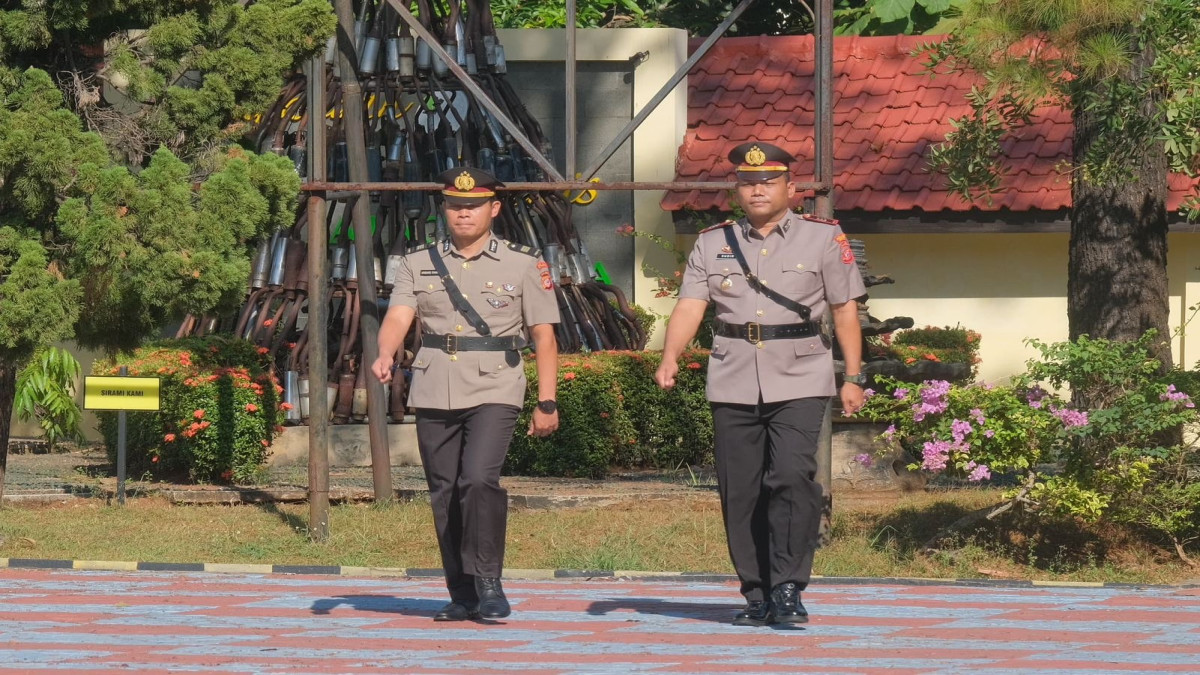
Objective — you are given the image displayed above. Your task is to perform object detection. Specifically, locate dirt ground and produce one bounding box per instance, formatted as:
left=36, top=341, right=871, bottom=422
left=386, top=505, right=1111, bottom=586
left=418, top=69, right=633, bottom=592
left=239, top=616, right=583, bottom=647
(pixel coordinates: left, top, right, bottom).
left=3, top=445, right=729, bottom=504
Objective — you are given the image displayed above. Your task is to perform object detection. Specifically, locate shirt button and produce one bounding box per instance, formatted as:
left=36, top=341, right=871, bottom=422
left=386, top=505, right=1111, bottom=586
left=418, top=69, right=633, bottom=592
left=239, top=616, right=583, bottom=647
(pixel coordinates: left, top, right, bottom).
left=455, top=325, right=463, bottom=332
left=427, top=284, right=434, bottom=290
left=496, top=365, right=504, bottom=370
left=449, top=355, right=458, bottom=361
left=760, top=249, right=768, bottom=256
left=796, top=264, right=805, bottom=270
left=756, top=341, right=764, bottom=349
left=462, top=262, right=470, bottom=269
left=756, top=310, right=764, bottom=317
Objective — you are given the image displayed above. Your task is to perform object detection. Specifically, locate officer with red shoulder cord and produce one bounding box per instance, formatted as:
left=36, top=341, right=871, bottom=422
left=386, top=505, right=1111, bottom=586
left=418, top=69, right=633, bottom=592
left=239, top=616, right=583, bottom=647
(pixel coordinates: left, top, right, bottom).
left=373, top=167, right=560, bottom=622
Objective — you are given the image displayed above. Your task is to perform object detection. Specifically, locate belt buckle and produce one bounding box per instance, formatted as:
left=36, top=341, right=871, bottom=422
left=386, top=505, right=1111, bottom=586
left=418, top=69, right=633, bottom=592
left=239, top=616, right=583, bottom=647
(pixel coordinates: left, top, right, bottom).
left=745, top=322, right=761, bottom=343
left=444, top=334, right=458, bottom=354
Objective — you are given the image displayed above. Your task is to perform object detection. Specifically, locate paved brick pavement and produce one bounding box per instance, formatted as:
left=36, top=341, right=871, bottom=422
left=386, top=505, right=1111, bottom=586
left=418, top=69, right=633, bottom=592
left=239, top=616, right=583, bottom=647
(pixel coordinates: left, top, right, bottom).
left=0, top=569, right=1197, bottom=674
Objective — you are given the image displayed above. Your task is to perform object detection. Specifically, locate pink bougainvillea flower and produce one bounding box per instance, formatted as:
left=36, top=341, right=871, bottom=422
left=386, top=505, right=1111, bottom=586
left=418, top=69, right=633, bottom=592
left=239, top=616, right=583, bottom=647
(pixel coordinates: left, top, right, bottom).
left=245, top=403, right=259, bottom=413
left=563, top=372, right=577, bottom=381
left=280, top=402, right=294, bottom=411
left=194, top=409, right=206, bottom=419
left=163, top=434, right=175, bottom=443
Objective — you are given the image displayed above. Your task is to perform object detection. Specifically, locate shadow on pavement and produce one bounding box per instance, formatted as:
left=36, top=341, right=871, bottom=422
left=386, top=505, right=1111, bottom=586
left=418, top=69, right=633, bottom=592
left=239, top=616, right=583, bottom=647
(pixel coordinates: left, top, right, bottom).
left=586, top=598, right=739, bottom=624
left=311, top=594, right=445, bottom=617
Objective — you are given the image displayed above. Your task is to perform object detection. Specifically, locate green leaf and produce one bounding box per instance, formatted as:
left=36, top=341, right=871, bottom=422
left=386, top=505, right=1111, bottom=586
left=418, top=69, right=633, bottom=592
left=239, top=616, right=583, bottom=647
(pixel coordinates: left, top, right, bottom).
left=917, top=0, right=954, bottom=13
left=874, top=0, right=917, bottom=22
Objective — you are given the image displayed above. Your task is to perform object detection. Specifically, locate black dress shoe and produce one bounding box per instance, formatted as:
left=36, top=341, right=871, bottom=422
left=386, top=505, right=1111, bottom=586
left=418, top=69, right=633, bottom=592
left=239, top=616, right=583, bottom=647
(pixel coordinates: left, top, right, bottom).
left=770, top=582, right=809, bottom=624
left=474, top=577, right=511, bottom=619
left=732, top=600, right=775, bottom=626
left=433, top=601, right=480, bottom=622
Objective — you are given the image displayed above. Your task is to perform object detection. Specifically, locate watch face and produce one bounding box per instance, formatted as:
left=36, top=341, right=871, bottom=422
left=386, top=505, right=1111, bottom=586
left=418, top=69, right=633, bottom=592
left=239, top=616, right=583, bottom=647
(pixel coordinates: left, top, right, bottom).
left=538, top=400, right=556, bottom=413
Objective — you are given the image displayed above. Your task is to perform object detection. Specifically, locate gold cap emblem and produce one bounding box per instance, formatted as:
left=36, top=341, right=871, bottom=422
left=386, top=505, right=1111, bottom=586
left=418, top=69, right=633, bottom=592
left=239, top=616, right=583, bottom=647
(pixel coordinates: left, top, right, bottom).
left=745, top=145, right=767, bottom=166
left=453, top=171, right=476, bottom=192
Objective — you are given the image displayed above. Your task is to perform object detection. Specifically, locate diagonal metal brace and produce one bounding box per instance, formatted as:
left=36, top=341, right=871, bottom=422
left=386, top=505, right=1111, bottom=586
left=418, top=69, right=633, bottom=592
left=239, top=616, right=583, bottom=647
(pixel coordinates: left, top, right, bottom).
left=579, top=0, right=758, bottom=181
left=382, top=0, right=565, bottom=182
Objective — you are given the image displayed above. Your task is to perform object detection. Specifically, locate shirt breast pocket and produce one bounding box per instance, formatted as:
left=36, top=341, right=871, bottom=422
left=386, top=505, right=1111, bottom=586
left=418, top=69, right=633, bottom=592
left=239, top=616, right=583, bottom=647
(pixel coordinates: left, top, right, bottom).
left=708, top=271, right=746, bottom=297
left=414, top=286, right=450, bottom=318
left=480, top=288, right=517, bottom=320
left=780, top=263, right=820, bottom=295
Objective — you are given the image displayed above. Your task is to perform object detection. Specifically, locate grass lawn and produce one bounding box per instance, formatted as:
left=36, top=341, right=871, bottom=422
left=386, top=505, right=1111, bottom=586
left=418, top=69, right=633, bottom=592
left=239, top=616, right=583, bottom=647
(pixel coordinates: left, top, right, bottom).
left=1, top=489, right=1195, bottom=584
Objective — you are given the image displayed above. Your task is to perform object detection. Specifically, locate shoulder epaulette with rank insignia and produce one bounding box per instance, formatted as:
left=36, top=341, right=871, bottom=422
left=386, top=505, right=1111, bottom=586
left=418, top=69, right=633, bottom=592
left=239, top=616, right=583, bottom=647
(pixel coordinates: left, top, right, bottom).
left=800, top=214, right=840, bottom=226
left=699, top=219, right=736, bottom=234
left=506, top=241, right=542, bottom=257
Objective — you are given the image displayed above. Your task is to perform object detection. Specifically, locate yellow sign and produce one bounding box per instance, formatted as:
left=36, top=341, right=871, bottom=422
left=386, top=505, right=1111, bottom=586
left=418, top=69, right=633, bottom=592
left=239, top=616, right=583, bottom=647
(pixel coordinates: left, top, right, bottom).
left=84, top=376, right=162, bottom=411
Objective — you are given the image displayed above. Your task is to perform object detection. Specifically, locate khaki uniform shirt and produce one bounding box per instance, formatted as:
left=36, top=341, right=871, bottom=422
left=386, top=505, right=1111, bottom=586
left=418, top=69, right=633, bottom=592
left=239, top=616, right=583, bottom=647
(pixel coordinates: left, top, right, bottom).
left=679, top=210, right=866, bottom=405
left=388, top=233, right=560, bottom=410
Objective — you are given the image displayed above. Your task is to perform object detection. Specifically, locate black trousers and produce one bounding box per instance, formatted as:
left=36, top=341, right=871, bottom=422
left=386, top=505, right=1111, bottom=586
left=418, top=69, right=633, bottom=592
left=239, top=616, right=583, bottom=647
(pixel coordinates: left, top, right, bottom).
left=415, top=404, right=520, bottom=604
left=712, top=397, right=826, bottom=603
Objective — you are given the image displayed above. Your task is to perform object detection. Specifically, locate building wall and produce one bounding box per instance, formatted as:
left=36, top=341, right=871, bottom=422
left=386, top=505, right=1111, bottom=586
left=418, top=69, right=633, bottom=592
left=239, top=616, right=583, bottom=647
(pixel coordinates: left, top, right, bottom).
left=503, top=60, right=636, bottom=296
left=497, top=28, right=689, bottom=320
left=674, top=231, right=1200, bottom=384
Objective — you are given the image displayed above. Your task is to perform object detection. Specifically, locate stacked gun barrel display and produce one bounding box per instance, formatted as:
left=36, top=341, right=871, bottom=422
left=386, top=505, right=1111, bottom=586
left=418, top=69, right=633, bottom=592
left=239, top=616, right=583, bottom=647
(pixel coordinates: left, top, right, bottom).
left=178, top=0, right=647, bottom=426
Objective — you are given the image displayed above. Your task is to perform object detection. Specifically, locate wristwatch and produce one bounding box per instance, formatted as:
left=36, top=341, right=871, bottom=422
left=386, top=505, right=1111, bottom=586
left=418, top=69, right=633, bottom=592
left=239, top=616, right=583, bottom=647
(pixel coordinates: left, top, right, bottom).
left=536, top=399, right=558, bottom=414
left=842, top=373, right=868, bottom=386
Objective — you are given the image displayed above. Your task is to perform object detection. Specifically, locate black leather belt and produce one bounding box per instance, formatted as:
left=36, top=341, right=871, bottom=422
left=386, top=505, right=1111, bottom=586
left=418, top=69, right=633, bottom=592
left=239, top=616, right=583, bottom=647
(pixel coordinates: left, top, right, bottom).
left=422, top=333, right=524, bottom=354
left=713, top=319, right=818, bottom=342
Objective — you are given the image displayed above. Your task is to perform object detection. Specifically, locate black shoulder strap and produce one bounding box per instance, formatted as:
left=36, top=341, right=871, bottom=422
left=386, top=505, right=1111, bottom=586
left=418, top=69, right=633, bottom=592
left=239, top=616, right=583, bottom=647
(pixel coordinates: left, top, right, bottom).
left=428, top=245, right=492, bottom=336
left=722, top=224, right=813, bottom=321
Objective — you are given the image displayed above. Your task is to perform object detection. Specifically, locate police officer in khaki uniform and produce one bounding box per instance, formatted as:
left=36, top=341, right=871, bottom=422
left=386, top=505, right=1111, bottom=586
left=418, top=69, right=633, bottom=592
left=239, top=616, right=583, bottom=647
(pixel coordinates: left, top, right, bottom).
left=655, top=141, right=866, bottom=626
left=372, top=167, right=561, bottom=622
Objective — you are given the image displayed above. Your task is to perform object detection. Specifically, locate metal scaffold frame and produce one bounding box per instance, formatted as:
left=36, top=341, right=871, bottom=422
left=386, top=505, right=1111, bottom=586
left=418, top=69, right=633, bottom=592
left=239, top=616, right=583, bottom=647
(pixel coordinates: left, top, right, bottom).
left=302, top=0, right=836, bottom=535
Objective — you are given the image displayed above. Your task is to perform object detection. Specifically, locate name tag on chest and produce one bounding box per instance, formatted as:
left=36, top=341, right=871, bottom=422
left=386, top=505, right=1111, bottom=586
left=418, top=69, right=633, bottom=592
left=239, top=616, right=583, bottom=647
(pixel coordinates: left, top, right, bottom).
left=420, top=270, right=440, bottom=276
left=715, top=253, right=737, bottom=259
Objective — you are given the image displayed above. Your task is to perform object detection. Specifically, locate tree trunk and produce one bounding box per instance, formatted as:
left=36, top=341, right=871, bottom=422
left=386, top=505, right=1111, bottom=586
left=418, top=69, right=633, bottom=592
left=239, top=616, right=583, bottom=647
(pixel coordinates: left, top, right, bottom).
left=0, top=362, right=16, bottom=503
left=1068, top=44, right=1171, bottom=373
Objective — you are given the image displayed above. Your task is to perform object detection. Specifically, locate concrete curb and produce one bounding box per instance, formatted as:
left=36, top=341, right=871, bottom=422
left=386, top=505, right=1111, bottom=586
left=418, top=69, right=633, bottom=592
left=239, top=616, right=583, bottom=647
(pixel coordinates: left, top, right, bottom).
left=1, top=557, right=1194, bottom=589
left=1, top=487, right=706, bottom=508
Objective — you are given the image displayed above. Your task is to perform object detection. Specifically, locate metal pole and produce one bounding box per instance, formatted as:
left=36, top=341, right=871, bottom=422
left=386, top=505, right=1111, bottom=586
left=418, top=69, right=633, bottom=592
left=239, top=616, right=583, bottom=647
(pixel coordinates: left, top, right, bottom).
left=814, top=0, right=834, bottom=219
left=815, top=0, right=836, bottom=546
left=578, top=0, right=758, bottom=181
left=306, top=55, right=331, bottom=542
left=382, top=0, right=565, bottom=182
left=333, top=0, right=392, bottom=504
left=566, top=0, right=577, bottom=180
left=116, top=365, right=127, bottom=506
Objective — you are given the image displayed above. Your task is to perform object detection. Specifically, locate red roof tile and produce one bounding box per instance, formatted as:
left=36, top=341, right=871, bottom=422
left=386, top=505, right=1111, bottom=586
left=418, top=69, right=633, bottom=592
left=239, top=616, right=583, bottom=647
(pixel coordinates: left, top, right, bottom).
left=661, top=35, right=1198, bottom=214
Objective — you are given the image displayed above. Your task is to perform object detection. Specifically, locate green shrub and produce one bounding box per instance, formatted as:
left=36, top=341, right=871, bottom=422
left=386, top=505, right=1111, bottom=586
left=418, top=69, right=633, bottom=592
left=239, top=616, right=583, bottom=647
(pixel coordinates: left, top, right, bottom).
left=872, top=325, right=982, bottom=377
left=858, top=331, right=1200, bottom=561
left=506, top=349, right=712, bottom=478
left=94, top=336, right=285, bottom=483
